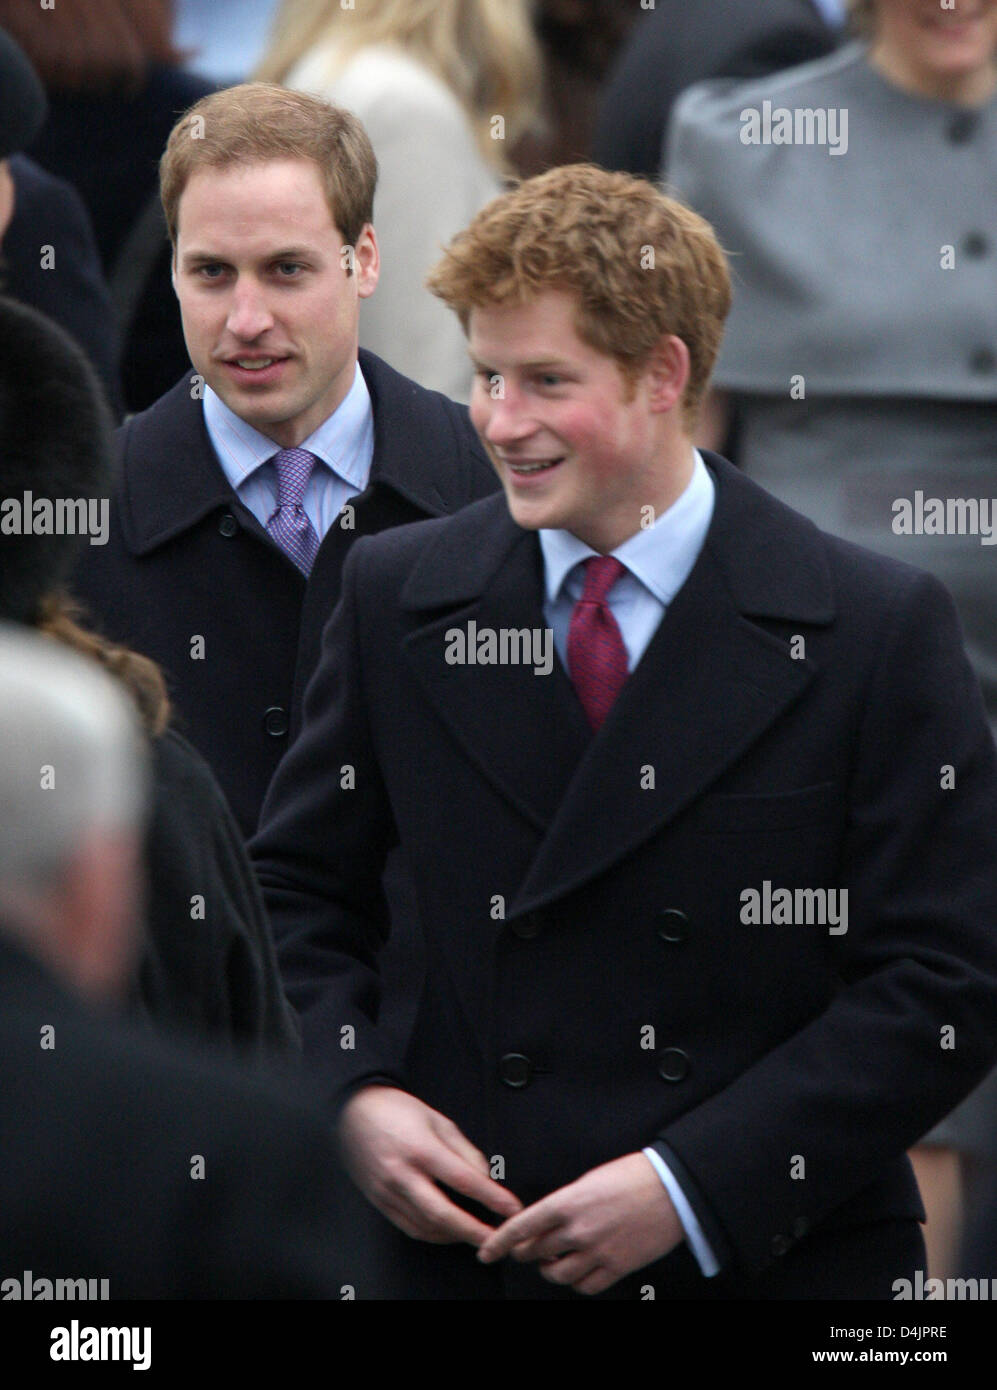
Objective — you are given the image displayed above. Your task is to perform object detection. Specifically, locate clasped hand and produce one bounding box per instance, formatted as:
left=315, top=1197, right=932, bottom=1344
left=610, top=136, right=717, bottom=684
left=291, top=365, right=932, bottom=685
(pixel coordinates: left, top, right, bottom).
left=339, top=1086, right=683, bottom=1294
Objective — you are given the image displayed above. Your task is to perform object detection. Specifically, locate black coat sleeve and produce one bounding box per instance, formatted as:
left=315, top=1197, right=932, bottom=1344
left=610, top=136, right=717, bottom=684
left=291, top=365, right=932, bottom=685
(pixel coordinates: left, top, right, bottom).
left=252, top=539, right=406, bottom=1113
left=135, top=728, right=300, bottom=1059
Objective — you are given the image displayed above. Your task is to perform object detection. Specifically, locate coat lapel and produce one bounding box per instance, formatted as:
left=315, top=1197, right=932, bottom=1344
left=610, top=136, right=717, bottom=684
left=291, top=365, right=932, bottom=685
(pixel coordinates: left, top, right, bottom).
left=510, top=542, right=814, bottom=914
left=401, top=499, right=591, bottom=829
left=510, top=455, right=836, bottom=914
left=402, top=461, right=835, bottom=916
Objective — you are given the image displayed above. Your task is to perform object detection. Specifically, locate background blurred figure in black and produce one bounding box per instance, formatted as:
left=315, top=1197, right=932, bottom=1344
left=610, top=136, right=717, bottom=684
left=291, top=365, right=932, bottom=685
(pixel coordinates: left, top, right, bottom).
left=513, top=0, right=638, bottom=177
left=593, top=0, right=841, bottom=180
left=0, top=0, right=217, bottom=414
left=0, top=623, right=357, bottom=1298
left=0, top=25, right=123, bottom=416
left=0, top=293, right=298, bottom=1058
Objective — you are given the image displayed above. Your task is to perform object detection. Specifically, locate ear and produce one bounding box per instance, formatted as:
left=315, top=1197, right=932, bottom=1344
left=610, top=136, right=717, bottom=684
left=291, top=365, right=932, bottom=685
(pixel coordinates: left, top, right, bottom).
left=643, top=334, right=690, bottom=416
left=353, top=223, right=380, bottom=300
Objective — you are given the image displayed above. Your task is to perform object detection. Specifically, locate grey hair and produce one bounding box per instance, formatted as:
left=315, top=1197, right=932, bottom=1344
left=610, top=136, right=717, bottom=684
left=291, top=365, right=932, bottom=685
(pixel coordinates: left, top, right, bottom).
left=0, top=622, right=149, bottom=895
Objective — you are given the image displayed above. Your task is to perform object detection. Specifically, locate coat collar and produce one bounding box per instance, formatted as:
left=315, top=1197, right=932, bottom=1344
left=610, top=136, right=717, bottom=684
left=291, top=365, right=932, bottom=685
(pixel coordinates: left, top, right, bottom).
left=118, top=351, right=487, bottom=555
left=400, top=454, right=836, bottom=915
left=401, top=453, right=834, bottom=624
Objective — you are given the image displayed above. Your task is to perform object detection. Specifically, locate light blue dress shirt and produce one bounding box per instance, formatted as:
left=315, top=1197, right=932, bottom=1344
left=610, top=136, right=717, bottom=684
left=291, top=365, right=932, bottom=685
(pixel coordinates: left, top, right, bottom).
left=203, top=362, right=375, bottom=540
left=539, top=449, right=720, bottom=1278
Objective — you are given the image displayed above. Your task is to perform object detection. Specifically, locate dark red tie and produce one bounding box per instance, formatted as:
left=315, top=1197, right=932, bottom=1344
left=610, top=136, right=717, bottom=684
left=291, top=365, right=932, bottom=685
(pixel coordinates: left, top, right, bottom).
left=567, top=556, right=629, bottom=731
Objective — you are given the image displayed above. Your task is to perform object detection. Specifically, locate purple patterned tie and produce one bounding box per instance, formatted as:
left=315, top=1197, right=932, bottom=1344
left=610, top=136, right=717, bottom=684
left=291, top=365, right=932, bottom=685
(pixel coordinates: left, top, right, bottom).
left=567, top=556, right=629, bottom=730
left=266, top=447, right=320, bottom=576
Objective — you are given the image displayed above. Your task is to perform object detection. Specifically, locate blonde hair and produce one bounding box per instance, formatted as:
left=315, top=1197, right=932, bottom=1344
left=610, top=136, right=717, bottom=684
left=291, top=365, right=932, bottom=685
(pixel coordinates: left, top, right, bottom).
left=255, top=0, right=541, bottom=169
left=159, top=83, right=377, bottom=248
left=427, top=164, right=732, bottom=429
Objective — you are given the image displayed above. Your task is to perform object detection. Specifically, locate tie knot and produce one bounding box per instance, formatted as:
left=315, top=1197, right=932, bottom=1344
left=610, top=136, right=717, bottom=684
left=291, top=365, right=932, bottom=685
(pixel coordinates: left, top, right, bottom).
left=271, top=447, right=317, bottom=509
left=579, top=555, right=626, bottom=605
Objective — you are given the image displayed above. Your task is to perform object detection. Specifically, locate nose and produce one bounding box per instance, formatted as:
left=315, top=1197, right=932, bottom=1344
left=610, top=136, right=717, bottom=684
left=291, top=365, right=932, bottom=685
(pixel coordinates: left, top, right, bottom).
left=477, top=379, right=537, bottom=448
left=225, top=275, right=275, bottom=340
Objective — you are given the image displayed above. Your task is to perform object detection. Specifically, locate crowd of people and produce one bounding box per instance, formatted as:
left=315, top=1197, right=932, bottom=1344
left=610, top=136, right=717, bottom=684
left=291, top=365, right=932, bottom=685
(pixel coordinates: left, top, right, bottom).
left=2, top=0, right=997, bottom=1310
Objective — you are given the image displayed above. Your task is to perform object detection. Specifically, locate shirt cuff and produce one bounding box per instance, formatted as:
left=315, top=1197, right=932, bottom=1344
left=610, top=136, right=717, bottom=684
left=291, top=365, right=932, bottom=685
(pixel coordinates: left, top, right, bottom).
left=642, top=1145, right=721, bottom=1277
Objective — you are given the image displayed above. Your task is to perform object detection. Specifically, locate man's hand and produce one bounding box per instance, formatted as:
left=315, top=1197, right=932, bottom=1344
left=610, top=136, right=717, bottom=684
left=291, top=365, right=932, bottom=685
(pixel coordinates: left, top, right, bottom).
left=476, top=1152, right=684, bottom=1295
left=338, top=1085, right=523, bottom=1245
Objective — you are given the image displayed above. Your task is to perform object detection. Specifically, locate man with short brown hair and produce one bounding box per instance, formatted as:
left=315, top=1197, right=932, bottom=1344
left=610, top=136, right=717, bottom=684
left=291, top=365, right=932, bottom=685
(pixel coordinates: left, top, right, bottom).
left=75, top=82, right=495, bottom=839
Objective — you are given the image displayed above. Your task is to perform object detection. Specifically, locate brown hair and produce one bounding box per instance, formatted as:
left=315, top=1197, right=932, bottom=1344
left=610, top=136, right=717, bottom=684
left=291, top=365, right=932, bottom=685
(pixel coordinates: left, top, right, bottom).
left=0, top=0, right=182, bottom=93
left=160, top=82, right=377, bottom=247
left=426, top=163, right=732, bottom=427
left=37, top=593, right=170, bottom=739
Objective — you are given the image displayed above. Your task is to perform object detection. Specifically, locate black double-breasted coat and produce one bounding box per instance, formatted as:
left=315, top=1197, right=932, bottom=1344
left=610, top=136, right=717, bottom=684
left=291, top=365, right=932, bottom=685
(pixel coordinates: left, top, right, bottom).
left=253, top=455, right=997, bottom=1298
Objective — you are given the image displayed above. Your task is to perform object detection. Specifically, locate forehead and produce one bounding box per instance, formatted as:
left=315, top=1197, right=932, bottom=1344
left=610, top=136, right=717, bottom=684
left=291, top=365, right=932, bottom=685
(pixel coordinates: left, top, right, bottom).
left=176, top=157, right=339, bottom=248
left=468, top=291, right=598, bottom=365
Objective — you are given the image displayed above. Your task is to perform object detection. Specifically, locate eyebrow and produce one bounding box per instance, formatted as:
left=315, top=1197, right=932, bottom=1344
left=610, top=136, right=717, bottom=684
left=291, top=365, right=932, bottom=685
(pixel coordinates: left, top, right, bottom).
left=469, top=355, right=572, bottom=372
left=180, top=247, right=316, bottom=268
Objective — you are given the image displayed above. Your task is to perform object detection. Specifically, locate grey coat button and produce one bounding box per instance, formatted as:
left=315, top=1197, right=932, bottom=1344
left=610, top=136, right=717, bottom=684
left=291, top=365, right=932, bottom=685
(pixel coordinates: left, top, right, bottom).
left=771, top=1233, right=792, bottom=1257
left=657, top=909, right=688, bottom=943
left=263, top=706, right=289, bottom=737
left=510, top=913, right=542, bottom=940
left=657, top=1047, right=690, bottom=1082
left=499, top=1053, right=532, bottom=1088
left=218, top=512, right=239, bottom=537
left=792, top=1216, right=810, bottom=1240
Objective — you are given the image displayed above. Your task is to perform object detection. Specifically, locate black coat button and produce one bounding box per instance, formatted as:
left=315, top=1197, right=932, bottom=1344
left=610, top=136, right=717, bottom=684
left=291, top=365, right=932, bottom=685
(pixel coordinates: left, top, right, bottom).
left=499, top=1053, right=532, bottom=1088
left=656, top=909, right=688, bottom=943
left=964, top=231, right=989, bottom=258
left=218, top=512, right=239, bottom=537
left=263, top=705, right=289, bottom=737
left=970, top=347, right=996, bottom=375
left=792, top=1216, right=810, bottom=1240
left=510, top=913, right=542, bottom=940
left=947, top=112, right=977, bottom=144
left=657, top=1047, right=690, bottom=1082
left=771, top=1233, right=792, bottom=1257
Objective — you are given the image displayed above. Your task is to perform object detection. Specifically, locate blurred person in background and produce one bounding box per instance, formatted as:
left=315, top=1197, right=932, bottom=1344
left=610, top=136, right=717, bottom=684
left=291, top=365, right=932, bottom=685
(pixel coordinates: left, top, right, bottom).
left=2, top=0, right=218, bottom=413
left=256, top=0, right=541, bottom=402
left=0, top=623, right=356, bottom=1297
left=668, top=0, right=997, bottom=1277
left=513, top=0, right=638, bottom=176
left=0, top=25, right=124, bottom=415
left=0, top=294, right=298, bottom=1058
left=593, top=0, right=840, bottom=181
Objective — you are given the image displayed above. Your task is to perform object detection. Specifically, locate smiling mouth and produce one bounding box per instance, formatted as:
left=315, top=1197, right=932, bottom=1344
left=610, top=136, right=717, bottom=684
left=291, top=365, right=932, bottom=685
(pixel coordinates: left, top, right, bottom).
left=226, top=355, right=288, bottom=369
left=506, top=458, right=565, bottom=475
